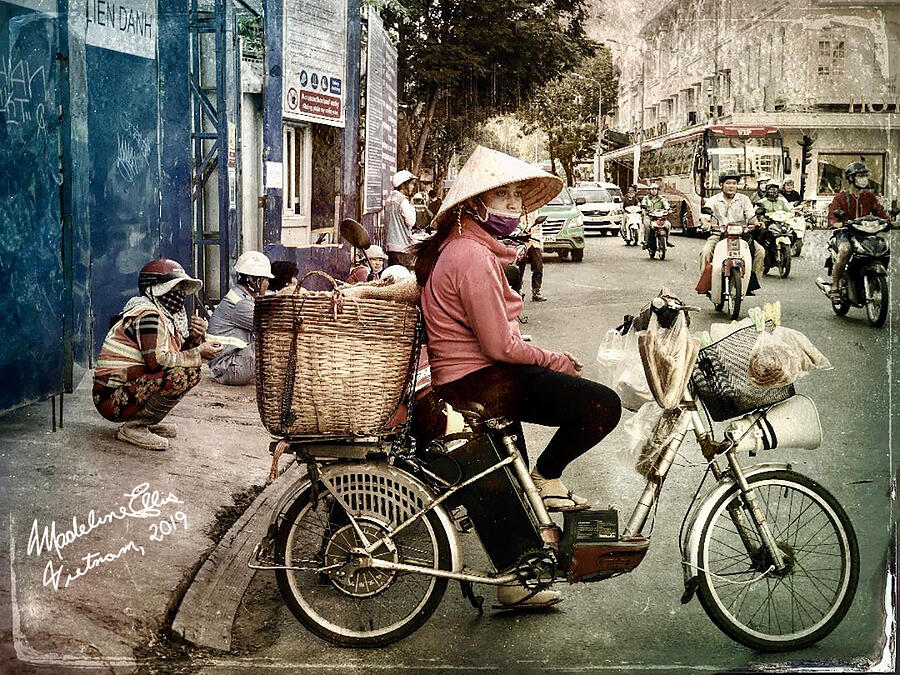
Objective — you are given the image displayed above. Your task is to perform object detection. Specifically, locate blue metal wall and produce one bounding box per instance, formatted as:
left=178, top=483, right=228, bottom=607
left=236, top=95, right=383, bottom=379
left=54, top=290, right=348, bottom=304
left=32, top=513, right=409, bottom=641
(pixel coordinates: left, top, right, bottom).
left=0, top=0, right=65, bottom=412
left=1, top=0, right=193, bottom=414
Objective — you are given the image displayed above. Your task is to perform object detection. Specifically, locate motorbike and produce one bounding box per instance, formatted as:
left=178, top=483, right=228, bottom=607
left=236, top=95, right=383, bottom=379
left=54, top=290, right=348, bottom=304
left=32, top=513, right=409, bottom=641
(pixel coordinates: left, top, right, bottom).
left=758, top=211, right=794, bottom=279
left=815, top=214, right=891, bottom=328
left=699, top=210, right=754, bottom=320
left=788, top=206, right=813, bottom=257
left=249, top=287, right=858, bottom=652
left=645, top=208, right=672, bottom=259
left=622, top=205, right=642, bottom=246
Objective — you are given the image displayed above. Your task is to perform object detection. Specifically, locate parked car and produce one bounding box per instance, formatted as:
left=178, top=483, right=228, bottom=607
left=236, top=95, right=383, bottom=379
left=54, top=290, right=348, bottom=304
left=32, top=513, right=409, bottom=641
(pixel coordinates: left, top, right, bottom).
left=571, top=182, right=624, bottom=236
left=536, top=186, right=585, bottom=262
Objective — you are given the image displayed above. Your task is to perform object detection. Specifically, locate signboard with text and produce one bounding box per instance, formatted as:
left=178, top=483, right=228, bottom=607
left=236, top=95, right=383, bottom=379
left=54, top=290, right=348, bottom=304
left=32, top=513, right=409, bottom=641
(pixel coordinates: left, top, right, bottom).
left=363, top=6, right=397, bottom=214
left=283, top=0, right=347, bottom=127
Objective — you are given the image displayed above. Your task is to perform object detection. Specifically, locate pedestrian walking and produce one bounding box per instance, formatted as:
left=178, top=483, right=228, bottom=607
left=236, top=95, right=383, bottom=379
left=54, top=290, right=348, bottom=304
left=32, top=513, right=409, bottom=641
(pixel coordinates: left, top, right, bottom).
left=516, top=213, right=547, bottom=301
left=206, top=251, right=273, bottom=386
left=384, top=169, right=418, bottom=269
left=93, top=259, right=222, bottom=450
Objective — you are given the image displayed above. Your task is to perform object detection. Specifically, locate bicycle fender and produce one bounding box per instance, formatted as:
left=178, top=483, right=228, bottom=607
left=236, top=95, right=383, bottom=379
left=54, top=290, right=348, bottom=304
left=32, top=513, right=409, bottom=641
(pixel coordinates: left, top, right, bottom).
left=270, top=461, right=463, bottom=573
left=680, top=462, right=792, bottom=600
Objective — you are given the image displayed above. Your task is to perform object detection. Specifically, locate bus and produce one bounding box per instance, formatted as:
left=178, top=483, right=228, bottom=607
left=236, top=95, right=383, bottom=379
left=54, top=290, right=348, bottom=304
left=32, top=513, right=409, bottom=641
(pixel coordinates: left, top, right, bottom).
left=603, top=125, right=786, bottom=234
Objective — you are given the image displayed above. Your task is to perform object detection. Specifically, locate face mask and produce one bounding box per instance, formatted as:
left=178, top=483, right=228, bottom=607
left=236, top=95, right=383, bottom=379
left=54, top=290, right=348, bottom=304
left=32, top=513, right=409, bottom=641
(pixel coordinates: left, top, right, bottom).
left=158, top=287, right=186, bottom=315
left=854, top=176, right=869, bottom=189
left=476, top=200, right=521, bottom=237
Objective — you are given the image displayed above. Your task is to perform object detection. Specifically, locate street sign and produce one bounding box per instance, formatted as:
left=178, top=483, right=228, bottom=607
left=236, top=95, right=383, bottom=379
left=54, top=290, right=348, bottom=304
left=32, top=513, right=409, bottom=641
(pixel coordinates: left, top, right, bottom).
left=363, top=6, right=397, bottom=214
left=282, top=0, right=347, bottom=127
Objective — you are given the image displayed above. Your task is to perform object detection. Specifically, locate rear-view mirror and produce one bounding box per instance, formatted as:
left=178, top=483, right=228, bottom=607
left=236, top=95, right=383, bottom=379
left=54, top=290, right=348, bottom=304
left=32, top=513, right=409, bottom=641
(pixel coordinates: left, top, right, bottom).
left=575, top=196, right=587, bottom=205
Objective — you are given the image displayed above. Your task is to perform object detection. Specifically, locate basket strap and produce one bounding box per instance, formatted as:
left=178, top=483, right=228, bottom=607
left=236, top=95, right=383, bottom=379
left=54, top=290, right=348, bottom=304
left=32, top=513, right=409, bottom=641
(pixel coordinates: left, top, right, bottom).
left=278, top=307, right=303, bottom=434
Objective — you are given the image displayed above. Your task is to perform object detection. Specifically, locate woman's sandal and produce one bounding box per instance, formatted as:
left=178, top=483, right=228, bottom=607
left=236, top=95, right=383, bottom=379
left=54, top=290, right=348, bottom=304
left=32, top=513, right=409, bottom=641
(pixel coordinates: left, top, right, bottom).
left=529, top=469, right=591, bottom=512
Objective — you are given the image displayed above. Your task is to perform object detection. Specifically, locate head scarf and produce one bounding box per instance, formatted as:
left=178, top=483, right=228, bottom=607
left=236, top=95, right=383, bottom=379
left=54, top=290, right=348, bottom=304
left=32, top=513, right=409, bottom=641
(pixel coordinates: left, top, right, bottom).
left=146, top=283, right=189, bottom=338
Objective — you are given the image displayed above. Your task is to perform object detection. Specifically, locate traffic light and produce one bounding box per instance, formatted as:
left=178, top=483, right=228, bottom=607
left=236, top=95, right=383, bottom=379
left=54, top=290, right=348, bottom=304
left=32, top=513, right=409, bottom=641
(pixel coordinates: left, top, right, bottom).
left=799, top=135, right=813, bottom=173
left=797, top=135, right=814, bottom=197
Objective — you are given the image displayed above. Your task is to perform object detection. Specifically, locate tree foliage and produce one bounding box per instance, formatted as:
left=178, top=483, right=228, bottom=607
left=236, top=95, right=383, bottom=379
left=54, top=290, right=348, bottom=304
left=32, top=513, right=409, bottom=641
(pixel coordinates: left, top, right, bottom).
left=518, top=49, right=617, bottom=185
left=374, top=0, right=596, bottom=183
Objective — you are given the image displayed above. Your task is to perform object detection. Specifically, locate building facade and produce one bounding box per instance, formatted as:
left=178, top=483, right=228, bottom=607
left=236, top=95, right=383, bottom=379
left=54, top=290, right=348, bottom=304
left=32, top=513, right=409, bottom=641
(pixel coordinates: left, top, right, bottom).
left=607, top=0, right=899, bottom=205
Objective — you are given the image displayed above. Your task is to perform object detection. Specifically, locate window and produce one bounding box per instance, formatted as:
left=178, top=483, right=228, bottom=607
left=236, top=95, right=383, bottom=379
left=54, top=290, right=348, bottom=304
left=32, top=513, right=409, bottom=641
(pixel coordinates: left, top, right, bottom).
left=282, top=124, right=312, bottom=246
left=817, top=153, right=884, bottom=195
left=817, top=26, right=845, bottom=78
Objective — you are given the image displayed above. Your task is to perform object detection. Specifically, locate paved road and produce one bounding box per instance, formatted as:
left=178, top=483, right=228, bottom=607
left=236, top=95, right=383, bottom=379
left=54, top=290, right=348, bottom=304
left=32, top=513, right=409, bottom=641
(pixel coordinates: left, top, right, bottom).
left=222, top=231, right=897, bottom=672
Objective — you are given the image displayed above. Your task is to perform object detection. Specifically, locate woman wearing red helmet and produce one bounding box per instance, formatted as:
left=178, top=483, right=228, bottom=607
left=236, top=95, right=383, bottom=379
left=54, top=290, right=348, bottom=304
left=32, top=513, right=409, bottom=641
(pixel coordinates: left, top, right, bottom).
left=92, top=260, right=223, bottom=450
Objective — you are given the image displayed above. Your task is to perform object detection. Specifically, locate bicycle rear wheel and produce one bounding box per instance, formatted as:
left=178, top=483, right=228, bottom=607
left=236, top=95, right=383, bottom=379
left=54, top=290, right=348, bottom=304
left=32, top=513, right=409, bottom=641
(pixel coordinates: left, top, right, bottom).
left=275, top=468, right=451, bottom=647
left=696, top=470, right=858, bottom=651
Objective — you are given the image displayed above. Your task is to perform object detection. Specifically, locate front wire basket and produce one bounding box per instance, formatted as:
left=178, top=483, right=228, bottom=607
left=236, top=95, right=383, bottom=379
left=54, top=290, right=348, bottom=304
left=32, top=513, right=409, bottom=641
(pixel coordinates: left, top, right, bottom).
left=690, top=322, right=795, bottom=422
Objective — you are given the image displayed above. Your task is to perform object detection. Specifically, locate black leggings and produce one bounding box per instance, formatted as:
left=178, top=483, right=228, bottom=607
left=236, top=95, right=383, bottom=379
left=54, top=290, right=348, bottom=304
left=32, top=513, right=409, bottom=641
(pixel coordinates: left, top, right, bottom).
left=435, top=364, right=621, bottom=479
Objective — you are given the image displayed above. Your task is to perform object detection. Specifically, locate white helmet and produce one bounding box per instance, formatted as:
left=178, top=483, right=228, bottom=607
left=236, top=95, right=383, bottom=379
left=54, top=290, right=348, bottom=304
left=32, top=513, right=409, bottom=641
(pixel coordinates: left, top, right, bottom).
left=234, top=251, right=274, bottom=278
left=363, top=245, right=388, bottom=261
left=392, top=170, right=418, bottom=189
left=756, top=174, right=772, bottom=184
left=649, top=182, right=660, bottom=190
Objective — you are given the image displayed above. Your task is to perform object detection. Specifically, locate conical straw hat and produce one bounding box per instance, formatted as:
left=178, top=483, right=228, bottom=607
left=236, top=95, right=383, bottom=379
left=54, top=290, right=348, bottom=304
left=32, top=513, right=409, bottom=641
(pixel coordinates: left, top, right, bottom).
left=433, top=146, right=563, bottom=226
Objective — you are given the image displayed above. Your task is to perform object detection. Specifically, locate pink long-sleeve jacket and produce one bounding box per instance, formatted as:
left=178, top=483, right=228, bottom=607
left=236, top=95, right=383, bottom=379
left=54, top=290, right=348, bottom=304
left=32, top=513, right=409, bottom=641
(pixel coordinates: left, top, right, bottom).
left=421, top=217, right=576, bottom=387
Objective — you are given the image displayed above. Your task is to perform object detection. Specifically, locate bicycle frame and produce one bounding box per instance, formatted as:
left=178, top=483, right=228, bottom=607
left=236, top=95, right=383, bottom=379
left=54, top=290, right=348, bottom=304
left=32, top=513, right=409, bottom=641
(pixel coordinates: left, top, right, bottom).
left=304, top=387, right=788, bottom=586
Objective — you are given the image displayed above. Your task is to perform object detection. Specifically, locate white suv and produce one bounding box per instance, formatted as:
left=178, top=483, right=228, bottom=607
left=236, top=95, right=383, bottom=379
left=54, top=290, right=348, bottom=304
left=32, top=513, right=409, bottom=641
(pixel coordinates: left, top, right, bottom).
left=572, top=182, right=624, bottom=236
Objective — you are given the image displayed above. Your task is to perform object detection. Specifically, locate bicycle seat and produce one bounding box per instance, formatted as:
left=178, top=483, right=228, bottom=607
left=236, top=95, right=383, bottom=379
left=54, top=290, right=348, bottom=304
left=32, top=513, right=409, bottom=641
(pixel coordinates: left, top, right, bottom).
left=452, top=401, right=487, bottom=427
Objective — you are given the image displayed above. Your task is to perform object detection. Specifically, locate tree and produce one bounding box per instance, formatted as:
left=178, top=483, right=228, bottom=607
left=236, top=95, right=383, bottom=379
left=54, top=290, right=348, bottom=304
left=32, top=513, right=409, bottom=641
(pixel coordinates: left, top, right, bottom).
left=377, top=0, right=596, bottom=178
left=518, top=48, right=617, bottom=185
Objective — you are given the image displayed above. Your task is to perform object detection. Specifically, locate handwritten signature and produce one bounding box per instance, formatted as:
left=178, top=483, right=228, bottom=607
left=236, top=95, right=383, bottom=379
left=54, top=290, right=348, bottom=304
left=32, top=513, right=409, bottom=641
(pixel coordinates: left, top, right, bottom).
left=26, top=483, right=186, bottom=591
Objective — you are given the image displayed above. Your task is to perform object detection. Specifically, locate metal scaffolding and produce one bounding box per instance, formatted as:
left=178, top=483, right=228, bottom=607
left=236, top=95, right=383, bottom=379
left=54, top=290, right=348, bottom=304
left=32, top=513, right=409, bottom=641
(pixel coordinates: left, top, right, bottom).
left=189, top=0, right=261, bottom=300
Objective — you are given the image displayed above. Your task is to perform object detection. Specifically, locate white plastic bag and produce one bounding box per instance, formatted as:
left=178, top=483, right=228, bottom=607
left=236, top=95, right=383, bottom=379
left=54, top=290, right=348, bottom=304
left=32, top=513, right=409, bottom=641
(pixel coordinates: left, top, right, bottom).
left=597, top=329, right=653, bottom=412
left=639, top=312, right=701, bottom=410
left=623, top=402, right=664, bottom=456
left=747, top=326, right=832, bottom=388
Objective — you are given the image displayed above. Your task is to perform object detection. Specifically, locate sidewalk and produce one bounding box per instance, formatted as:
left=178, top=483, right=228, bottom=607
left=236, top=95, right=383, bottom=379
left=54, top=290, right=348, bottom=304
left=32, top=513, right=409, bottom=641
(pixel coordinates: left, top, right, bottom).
left=0, top=369, right=273, bottom=671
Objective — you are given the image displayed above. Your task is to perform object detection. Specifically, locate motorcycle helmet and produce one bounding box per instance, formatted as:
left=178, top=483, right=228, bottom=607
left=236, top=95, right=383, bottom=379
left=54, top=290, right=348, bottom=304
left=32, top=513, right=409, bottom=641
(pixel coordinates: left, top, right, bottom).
left=756, top=174, right=772, bottom=185
left=764, top=179, right=780, bottom=192
left=649, top=182, right=660, bottom=190
left=138, top=259, right=202, bottom=296
left=718, top=170, right=741, bottom=185
left=844, top=161, right=868, bottom=181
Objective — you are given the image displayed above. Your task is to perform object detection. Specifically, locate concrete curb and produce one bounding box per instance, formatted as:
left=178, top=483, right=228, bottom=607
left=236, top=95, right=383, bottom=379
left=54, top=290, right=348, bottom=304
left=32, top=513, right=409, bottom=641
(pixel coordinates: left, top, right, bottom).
left=171, top=460, right=304, bottom=651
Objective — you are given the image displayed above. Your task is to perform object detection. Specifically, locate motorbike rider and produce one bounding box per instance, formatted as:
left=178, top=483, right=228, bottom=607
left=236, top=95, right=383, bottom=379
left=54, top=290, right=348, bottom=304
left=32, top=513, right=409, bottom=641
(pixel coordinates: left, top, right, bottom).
left=825, top=162, right=889, bottom=300
left=757, top=180, right=793, bottom=215
left=622, top=185, right=640, bottom=237
left=640, top=182, right=673, bottom=248
left=781, top=178, right=802, bottom=205
left=413, top=145, right=621, bottom=609
left=699, top=169, right=765, bottom=295
left=753, top=174, right=772, bottom=204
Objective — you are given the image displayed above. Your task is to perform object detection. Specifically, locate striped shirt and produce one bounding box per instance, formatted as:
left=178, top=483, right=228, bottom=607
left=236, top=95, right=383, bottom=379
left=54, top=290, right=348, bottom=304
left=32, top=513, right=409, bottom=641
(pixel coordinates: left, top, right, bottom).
left=94, top=298, right=202, bottom=389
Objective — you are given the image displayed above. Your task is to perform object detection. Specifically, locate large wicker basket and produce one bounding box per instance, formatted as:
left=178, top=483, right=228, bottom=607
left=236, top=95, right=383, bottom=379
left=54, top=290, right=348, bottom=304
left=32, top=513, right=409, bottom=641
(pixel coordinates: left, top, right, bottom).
left=254, top=272, right=419, bottom=437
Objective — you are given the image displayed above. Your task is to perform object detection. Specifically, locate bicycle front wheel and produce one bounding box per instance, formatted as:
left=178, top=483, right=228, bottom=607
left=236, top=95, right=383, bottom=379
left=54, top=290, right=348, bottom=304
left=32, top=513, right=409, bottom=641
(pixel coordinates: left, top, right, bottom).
left=696, top=470, right=858, bottom=651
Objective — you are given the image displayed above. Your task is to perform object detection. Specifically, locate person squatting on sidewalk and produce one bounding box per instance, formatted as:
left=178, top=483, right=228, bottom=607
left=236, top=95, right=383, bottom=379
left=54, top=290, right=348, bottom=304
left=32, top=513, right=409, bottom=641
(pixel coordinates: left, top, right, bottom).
left=206, top=251, right=274, bottom=386
left=93, top=260, right=223, bottom=451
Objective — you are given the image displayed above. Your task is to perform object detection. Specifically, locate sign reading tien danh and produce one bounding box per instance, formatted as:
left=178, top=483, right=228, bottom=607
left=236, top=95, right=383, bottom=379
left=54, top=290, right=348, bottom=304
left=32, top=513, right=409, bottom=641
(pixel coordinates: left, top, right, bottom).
left=283, top=0, right=347, bottom=127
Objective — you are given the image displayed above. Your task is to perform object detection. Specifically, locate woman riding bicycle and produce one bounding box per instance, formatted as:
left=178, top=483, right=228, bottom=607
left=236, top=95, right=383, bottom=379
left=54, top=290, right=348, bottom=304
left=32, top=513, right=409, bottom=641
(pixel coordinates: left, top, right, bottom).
left=413, top=146, right=622, bottom=606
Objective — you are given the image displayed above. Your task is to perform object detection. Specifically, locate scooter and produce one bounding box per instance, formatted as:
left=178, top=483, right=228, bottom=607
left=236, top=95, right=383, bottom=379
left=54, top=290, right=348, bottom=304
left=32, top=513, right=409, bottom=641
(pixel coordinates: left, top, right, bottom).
left=622, top=205, right=642, bottom=246
left=250, top=293, right=857, bottom=652
left=788, top=206, right=812, bottom=256
left=815, top=213, right=891, bottom=328
left=698, top=210, right=754, bottom=320
left=758, top=212, right=794, bottom=278
left=646, top=208, right=672, bottom=259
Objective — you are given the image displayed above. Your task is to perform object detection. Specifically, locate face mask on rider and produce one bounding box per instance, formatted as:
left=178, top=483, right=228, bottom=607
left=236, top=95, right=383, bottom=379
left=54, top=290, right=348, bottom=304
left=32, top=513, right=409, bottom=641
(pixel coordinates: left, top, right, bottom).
left=476, top=199, right=521, bottom=237
left=854, top=176, right=869, bottom=189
